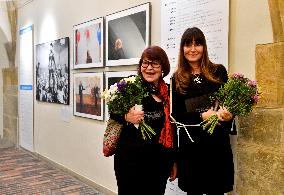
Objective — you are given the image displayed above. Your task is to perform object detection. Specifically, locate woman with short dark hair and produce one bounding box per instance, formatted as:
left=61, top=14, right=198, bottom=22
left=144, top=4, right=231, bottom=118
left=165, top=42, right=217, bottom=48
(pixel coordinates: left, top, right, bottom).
left=112, top=45, right=176, bottom=195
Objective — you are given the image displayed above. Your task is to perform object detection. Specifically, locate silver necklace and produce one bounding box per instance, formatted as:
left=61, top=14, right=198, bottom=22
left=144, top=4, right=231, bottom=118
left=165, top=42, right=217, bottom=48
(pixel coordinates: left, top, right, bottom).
left=193, top=74, right=202, bottom=84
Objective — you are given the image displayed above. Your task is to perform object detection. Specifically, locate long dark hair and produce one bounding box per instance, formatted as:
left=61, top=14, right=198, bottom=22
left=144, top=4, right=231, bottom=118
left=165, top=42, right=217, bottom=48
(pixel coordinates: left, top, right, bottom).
left=174, top=27, right=223, bottom=94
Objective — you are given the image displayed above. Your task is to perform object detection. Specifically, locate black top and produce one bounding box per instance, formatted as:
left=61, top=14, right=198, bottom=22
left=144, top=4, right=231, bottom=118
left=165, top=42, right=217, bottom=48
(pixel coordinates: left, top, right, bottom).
left=172, top=65, right=235, bottom=193
left=112, top=95, right=175, bottom=195
left=114, top=95, right=165, bottom=151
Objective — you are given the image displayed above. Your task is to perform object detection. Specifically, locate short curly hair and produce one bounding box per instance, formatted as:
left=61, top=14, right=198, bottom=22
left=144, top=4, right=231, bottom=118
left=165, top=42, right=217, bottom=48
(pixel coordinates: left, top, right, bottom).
left=138, top=45, right=170, bottom=78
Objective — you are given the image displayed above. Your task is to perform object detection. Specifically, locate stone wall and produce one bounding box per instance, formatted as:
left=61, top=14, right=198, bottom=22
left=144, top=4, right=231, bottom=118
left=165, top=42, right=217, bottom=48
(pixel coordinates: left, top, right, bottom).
left=237, top=107, right=284, bottom=194
left=0, top=1, right=18, bottom=147
left=236, top=42, right=284, bottom=195
left=236, top=1, right=284, bottom=194
left=255, top=42, right=284, bottom=107
left=2, top=67, right=18, bottom=146
left=268, top=0, right=284, bottom=42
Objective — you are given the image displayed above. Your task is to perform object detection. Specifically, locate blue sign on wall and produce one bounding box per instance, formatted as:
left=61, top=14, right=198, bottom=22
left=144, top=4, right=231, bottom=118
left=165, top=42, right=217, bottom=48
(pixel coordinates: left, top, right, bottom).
left=20, top=85, right=33, bottom=90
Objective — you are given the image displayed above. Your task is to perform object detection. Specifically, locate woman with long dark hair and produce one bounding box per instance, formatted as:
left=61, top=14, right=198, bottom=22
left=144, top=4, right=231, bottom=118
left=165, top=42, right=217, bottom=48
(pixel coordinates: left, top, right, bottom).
left=172, top=27, right=235, bottom=195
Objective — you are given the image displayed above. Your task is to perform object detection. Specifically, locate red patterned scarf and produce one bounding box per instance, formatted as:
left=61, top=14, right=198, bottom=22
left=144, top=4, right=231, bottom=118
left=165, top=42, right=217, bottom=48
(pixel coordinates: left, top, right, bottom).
left=157, top=80, right=173, bottom=148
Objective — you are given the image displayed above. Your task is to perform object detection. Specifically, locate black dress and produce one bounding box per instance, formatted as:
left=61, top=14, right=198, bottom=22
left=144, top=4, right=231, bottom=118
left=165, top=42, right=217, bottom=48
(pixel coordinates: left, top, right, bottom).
left=172, top=65, right=234, bottom=194
left=112, top=95, right=175, bottom=195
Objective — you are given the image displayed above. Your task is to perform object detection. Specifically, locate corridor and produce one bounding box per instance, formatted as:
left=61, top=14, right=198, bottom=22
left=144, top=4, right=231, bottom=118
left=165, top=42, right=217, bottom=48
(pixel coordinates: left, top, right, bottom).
left=0, top=147, right=103, bottom=195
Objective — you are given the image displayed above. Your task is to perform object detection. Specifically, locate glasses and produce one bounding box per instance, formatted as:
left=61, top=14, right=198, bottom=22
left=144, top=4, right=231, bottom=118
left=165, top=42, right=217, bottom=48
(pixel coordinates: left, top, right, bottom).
left=141, top=59, right=161, bottom=68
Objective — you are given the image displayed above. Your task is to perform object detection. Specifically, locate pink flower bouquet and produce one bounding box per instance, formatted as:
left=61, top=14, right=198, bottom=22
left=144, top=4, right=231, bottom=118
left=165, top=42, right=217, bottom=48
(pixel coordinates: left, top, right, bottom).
left=200, top=73, right=260, bottom=134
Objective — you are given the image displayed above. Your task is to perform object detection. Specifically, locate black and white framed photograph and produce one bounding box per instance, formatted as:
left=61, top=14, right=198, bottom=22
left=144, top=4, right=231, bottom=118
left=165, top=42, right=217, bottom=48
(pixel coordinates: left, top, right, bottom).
left=73, top=17, right=104, bottom=69
left=35, top=37, right=70, bottom=105
left=104, top=71, right=137, bottom=120
left=73, top=72, right=104, bottom=120
left=106, top=2, right=150, bottom=66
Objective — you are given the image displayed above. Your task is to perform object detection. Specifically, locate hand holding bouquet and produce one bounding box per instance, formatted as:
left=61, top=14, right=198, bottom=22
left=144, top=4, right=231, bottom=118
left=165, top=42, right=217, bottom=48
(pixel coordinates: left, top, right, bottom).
left=200, top=73, right=260, bottom=134
left=102, top=75, right=156, bottom=140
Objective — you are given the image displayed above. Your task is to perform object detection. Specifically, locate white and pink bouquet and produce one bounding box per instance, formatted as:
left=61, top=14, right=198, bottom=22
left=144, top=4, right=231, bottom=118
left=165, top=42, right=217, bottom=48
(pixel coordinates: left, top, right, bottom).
left=102, top=75, right=156, bottom=140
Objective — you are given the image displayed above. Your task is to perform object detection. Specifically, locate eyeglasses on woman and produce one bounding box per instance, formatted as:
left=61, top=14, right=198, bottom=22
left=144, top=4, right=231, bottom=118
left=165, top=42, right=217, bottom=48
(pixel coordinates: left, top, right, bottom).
left=141, top=59, right=161, bottom=68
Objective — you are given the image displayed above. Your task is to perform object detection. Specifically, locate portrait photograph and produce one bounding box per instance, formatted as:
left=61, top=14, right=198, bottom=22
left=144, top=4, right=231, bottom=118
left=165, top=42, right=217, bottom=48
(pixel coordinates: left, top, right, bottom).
left=73, top=17, right=104, bottom=69
left=35, top=37, right=70, bottom=105
left=106, top=2, right=150, bottom=66
left=73, top=72, right=104, bottom=120
left=104, top=71, right=137, bottom=120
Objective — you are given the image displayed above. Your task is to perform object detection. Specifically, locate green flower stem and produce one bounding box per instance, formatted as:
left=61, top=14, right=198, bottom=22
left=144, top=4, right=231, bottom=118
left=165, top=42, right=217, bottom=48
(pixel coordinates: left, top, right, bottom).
left=200, top=114, right=219, bottom=134
left=140, top=120, right=156, bottom=140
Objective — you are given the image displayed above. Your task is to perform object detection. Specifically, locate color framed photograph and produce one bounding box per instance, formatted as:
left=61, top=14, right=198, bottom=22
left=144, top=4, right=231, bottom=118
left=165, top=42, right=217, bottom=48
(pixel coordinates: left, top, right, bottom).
left=73, top=17, right=103, bottom=69
left=106, top=2, right=150, bottom=66
left=35, top=37, right=70, bottom=105
left=73, top=72, right=104, bottom=120
left=104, top=71, right=137, bottom=120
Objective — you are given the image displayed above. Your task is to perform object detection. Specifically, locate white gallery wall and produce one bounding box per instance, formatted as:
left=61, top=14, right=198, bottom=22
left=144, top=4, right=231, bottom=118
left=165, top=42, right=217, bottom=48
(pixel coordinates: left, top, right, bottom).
left=17, top=0, right=272, bottom=194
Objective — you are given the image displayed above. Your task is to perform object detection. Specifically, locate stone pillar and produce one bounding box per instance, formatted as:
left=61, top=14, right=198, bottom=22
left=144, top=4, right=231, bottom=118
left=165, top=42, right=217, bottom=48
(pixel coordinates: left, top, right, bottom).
left=268, top=0, right=284, bottom=42
left=236, top=42, right=284, bottom=194
left=2, top=67, right=18, bottom=147
left=255, top=42, right=284, bottom=107
left=0, top=1, right=18, bottom=148
left=236, top=1, right=284, bottom=194
left=6, top=1, right=17, bottom=67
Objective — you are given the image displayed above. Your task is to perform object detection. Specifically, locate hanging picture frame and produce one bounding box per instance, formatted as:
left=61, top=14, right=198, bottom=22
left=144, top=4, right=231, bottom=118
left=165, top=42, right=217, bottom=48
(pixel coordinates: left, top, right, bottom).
left=106, top=2, right=150, bottom=66
left=35, top=37, right=70, bottom=105
left=73, top=72, right=104, bottom=120
left=73, top=17, right=104, bottom=69
left=104, top=71, right=137, bottom=120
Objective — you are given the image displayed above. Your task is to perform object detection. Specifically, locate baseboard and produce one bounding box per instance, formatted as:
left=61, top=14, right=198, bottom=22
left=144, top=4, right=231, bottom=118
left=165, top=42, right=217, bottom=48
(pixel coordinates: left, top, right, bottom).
left=20, top=147, right=117, bottom=195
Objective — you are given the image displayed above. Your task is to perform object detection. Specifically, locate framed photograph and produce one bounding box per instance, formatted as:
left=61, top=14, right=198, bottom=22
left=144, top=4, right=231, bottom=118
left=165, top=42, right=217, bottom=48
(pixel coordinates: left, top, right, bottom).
left=73, top=17, right=103, bottom=69
left=35, top=37, right=70, bottom=105
left=73, top=72, right=104, bottom=120
left=106, top=2, right=150, bottom=66
left=104, top=71, right=137, bottom=120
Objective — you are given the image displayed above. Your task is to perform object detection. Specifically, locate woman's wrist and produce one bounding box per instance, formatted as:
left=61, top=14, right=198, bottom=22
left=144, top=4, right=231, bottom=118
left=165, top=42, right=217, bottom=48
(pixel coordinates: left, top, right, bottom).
left=200, top=112, right=203, bottom=120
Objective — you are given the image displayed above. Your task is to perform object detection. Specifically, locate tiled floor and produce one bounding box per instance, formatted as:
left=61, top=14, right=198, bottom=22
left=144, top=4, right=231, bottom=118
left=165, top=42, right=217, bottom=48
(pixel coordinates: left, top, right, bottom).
left=0, top=147, right=103, bottom=195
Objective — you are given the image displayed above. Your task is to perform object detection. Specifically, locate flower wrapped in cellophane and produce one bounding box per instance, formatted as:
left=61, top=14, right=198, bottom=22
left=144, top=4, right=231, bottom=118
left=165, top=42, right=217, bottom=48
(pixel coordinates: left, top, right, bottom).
left=102, top=75, right=156, bottom=140
left=200, top=73, right=260, bottom=134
